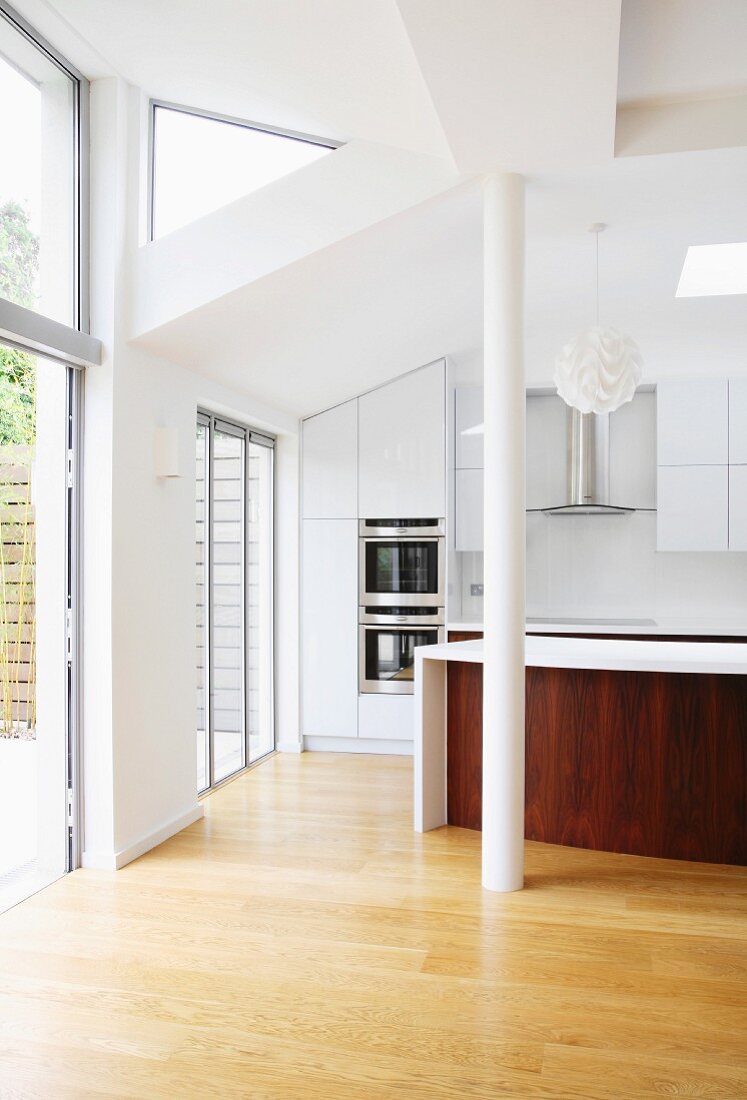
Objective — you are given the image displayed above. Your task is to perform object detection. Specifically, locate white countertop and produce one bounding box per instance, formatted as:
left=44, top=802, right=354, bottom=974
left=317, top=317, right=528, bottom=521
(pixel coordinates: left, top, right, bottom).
left=419, top=635, right=747, bottom=675
left=447, top=617, right=747, bottom=637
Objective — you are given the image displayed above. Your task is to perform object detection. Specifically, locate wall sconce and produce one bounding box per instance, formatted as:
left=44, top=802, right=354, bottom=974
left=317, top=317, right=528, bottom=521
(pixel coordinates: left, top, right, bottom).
left=153, top=426, right=181, bottom=478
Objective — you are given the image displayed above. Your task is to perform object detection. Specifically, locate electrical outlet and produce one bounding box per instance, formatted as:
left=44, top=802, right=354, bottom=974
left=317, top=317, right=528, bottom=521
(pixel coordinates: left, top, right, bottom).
left=470, top=583, right=484, bottom=597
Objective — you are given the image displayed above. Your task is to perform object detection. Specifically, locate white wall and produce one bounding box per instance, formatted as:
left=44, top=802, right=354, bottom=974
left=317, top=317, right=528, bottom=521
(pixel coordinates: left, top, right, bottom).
left=83, top=78, right=300, bottom=869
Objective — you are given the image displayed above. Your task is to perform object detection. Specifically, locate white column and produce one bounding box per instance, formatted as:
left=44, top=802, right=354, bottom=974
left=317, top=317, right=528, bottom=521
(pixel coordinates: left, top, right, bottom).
left=482, top=173, right=526, bottom=893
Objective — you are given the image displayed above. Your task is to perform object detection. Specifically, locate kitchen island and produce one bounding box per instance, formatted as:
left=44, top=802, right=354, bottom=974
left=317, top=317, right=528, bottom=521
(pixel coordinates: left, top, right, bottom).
left=415, top=633, right=747, bottom=865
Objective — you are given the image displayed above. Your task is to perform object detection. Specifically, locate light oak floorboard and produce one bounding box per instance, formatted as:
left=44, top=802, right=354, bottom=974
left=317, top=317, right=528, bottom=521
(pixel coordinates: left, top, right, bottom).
left=0, top=752, right=746, bottom=1098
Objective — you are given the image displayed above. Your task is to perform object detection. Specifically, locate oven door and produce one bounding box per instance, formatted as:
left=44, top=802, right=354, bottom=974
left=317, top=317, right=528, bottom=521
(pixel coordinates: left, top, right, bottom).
left=359, top=624, right=445, bottom=695
left=359, top=537, right=444, bottom=608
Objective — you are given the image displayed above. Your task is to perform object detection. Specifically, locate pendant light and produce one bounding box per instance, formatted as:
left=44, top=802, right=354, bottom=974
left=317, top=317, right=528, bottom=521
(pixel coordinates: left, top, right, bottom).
left=553, top=223, right=643, bottom=415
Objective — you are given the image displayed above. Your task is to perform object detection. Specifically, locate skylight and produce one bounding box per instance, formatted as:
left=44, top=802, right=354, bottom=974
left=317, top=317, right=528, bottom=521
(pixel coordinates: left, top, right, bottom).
left=676, top=243, right=747, bottom=298
left=150, top=104, right=338, bottom=240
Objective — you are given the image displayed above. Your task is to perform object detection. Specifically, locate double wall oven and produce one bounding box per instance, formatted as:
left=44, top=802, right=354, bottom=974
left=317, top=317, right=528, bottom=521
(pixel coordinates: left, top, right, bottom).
left=359, top=519, right=445, bottom=694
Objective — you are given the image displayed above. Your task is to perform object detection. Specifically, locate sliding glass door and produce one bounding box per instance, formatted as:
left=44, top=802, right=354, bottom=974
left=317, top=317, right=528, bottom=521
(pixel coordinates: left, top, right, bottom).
left=0, top=350, right=77, bottom=912
left=0, top=2, right=89, bottom=910
left=196, top=413, right=274, bottom=793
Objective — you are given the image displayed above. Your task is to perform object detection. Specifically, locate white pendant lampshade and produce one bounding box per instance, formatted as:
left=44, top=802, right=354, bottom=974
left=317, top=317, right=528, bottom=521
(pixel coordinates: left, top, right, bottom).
left=553, top=224, right=643, bottom=415
left=554, top=325, right=642, bottom=415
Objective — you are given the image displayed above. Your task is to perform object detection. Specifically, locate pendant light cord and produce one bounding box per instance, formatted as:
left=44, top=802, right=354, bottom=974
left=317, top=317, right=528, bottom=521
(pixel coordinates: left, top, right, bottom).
left=594, top=223, right=602, bottom=325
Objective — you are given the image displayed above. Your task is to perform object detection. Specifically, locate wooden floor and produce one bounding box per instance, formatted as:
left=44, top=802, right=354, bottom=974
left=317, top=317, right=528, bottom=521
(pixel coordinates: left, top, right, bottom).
left=1, top=754, right=746, bottom=1099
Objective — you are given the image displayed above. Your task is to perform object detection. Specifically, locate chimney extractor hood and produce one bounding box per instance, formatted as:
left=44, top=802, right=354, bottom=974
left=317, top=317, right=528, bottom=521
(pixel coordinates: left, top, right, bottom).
left=542, top=409, right=634, bottom=516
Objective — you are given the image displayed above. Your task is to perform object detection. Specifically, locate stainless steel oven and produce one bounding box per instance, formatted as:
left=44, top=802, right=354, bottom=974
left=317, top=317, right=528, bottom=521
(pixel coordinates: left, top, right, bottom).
left=359, top=520, right=445, bottom=609
left=359, top=621, right=445, bottom=695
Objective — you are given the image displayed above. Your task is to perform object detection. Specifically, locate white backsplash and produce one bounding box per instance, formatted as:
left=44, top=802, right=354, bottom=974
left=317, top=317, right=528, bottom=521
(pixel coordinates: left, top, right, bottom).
left=452, top=519, right=747, bottom=623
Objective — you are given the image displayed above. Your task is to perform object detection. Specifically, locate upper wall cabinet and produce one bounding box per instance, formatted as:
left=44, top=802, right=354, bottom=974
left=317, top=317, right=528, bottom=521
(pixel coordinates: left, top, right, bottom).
left=657, top=380, right=728, bottom=466
left=302, top=399, right=357, bottom=519
left=729, top=379, right=747, bottom=465
left=358, top=360, right=446, bottom=519
left=526, top=394, right=568, bottom=511
left=455, top=386, right=484, bottom=469
left=657, top=465, right=728, bottom=552
left=609, top=392, right=657, bottom=510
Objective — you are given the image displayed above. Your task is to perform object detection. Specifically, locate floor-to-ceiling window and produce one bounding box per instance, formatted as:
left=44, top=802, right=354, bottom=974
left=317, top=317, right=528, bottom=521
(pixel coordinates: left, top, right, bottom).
left=0, top=2, right=96, bottom=911
left=196, top=413, right=274, bottom=793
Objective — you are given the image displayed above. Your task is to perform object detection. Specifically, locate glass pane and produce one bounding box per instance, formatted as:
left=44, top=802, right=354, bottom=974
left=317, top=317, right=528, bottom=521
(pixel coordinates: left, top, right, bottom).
left=152, top=105, right=333, bottom=239
left=0, top=14, right=75, bottom=325
left=366, top=541, right=438, bottom=594
left=247, top=441, right=273, bottom=763
left=365, top=628, right=436, bottom=684
left=0, top=345, right=68, bottom=912
left=195, top=422, right=209, bottom=792
left=211, top=428, right=244, bottom=783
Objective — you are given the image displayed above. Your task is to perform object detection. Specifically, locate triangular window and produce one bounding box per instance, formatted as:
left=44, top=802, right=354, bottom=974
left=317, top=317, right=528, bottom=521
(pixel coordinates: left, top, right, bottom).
left=150, top=103, right=338, bottom=240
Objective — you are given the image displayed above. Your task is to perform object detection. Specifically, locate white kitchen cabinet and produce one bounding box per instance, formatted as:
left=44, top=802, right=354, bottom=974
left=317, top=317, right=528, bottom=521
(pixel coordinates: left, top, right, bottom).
left=301, top=520, right=358, bottom=738
left=358, top=694, right=414, bottom=741
left=729, top=465, right=747, bottom=551
left=455, top=468, right=483, bottom=551
left=657, top=465, right=728, bottom=551
left=657, top=380, right=728, bottom=466
left=526, top=394, right=568, bottom=511
left=455, top=386, right=484, bottom=469
left=358, top=360, right=446, bottom=519
left=302, top=399, right=357, bottom=518
left=610, top=393, right=657, bottom=509
left=728, top=379, right=747, bottom=465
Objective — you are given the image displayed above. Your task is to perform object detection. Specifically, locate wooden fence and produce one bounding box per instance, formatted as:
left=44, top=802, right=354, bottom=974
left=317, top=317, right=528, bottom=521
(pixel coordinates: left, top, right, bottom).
left=0, top=446, right=35, bottom=737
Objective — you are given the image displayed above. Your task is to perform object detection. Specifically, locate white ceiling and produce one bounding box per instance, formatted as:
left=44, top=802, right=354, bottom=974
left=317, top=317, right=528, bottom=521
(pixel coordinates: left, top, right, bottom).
left=618, top=0, right=747, bottom=105
left=16, top=0, right=747, bottom=416
left=396, top=0, right=622, bottom=174
left=135, top=146, right=747, bottom=415
left=525, top=146, right=747, bottom=386
left=41, top=0, right=452, bottom=159
left=135, top=183, right=484, bottom=417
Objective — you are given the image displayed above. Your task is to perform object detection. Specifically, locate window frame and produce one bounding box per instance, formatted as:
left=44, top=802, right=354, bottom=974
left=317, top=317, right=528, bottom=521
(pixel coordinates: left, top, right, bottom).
left=0, top=3, right=93, bottom=879
left=0, top=0, right=91, bottom=340
left=148, top=99, right=342, bottom=243
left=197, top=409, right=276, bottom=795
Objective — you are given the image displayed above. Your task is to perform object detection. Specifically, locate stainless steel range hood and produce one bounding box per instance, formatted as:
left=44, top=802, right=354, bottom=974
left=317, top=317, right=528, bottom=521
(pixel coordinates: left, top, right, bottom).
left=542, top=408, right=634, bottom=516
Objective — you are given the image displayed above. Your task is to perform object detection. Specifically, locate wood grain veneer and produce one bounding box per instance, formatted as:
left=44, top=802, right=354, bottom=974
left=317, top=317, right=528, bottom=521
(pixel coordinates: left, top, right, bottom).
left=445, top=630, right=747, bottom=865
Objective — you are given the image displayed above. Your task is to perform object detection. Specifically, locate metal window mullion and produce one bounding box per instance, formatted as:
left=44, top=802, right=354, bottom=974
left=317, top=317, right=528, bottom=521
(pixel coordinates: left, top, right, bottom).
left=242, top=434, right=248, bottom=771
left=66, top=367, right=82, bottom=869
left=267, top=445, right=276, bottom=756
left=207, top=418, right=215, bottom=792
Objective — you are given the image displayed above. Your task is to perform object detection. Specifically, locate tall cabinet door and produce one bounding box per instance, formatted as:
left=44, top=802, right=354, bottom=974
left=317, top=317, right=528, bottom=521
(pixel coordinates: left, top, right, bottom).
left=358, top=361, right=446, bottom=518
left=301, top=520, right=358, bottom=738
left=302, top=399, right=358, bottom=518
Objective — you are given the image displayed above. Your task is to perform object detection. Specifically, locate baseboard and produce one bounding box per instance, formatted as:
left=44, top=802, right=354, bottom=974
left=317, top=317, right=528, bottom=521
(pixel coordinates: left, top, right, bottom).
left=303, top=736, right=413, bottom=756
left=276, top=739, right=304, bottom=753
left=81, top=803, right=205, bottom=871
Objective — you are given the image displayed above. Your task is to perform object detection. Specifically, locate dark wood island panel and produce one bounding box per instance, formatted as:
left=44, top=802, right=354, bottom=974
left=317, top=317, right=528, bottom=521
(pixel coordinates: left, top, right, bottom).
left=445, top=633, right=747, bottom=865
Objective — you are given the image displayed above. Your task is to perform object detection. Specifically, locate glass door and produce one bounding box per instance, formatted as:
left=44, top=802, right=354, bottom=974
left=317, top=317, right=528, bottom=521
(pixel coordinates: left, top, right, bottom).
left=359, top=624, right=444, bottom=695
left=0, top=349, right=74, bottom=911
left=360, top=537, right=444, bottom=606
left=195, top=414, right=274, bottom=793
